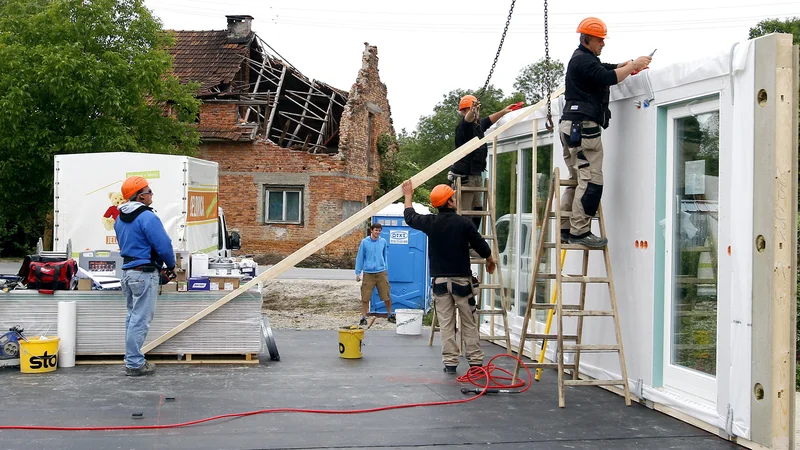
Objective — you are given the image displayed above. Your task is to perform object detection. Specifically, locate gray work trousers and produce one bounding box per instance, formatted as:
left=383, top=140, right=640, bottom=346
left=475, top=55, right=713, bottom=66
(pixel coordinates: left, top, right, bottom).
left=558, top=120, right=605, bottom=236
left=433, top=276, right=483, bottom=366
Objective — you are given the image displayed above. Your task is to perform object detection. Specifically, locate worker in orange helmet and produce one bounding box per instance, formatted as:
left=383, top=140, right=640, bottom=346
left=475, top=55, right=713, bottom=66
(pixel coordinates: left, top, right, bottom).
left=559, top=17, right=653, bottom=248
left=115, top=176, right=175, bottom=377
left=401, top=180, right=496, bottom=374
left=450, top=94, right=516, bottom=229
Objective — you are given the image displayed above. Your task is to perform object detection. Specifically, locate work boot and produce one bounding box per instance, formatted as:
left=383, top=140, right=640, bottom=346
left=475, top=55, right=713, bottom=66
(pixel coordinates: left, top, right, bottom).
left=568, top=232, right=608, bottom=248
left=443, top=365, right=457, bottom=374
left=359, top=317, right=368, bottom=326
left=387, top=314, right=396, bottom=323
left=125, top=361, right=156, bottom=377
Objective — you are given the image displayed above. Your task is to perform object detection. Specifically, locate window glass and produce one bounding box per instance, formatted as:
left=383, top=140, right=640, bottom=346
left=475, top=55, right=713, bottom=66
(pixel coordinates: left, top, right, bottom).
left=286, top=192, right=300, bottom=222
left=268, top=191, right=283, bottom=221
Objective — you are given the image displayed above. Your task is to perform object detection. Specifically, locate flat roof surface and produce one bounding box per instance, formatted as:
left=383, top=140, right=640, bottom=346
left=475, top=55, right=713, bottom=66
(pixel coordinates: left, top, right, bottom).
left=0, top=330, right=739, bottom=449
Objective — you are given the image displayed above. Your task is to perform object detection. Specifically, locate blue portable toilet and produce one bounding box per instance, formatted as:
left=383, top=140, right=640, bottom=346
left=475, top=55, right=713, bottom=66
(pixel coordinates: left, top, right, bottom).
left=369, top=202, right=431, bottom=314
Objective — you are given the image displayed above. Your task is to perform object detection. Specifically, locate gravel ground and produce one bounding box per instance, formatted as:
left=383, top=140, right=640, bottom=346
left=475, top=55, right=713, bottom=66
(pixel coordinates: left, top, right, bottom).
left=261, top=278, right=424, bottom=331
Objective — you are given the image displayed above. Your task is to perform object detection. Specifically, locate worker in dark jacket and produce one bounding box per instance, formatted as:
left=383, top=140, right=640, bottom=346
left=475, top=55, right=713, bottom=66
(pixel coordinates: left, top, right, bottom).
left=450, top=95, right=515, bottom=227
left=402, top=180, right=496, bottom=374
left=115, top=176, right=176, bottom=376
left=560, top=17, right=652, bottom=248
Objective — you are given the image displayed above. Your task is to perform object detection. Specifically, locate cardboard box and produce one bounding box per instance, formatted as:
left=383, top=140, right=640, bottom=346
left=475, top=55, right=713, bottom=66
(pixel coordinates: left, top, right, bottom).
left=174, top=268, right=188, bottom=282
left=161, top=282, right=178, bottom=292
left=177, top=281, right=188, bottom=292
left=208, top=276, right=240, bottom=291
left=188, top=277, right=210, bottom=291
left=77, top=278, right=93, bottom=291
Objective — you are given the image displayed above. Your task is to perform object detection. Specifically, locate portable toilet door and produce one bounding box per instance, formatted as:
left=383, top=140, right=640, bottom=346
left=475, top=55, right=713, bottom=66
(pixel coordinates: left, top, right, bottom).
left=369, top=202, right=431, bottom=314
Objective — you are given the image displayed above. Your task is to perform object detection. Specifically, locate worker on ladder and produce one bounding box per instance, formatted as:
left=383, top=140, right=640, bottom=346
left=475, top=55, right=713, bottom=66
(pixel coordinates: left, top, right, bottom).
left=559, top=17, right=652, bottom=248
left=401, top=180, right=496, bottom=374
left=449, top=95, right=515, bottom=229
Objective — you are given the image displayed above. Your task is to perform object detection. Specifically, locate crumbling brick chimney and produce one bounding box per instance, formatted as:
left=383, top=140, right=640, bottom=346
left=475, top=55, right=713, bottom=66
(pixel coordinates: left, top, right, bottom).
left=226, top=15, right=254, bottom=43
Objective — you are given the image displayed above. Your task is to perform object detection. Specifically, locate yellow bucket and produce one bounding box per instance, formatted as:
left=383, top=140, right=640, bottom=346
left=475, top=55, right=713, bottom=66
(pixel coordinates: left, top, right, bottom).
left=338, top=326, right=364, bottom=359
left=20, top=336, right=60, bottom=374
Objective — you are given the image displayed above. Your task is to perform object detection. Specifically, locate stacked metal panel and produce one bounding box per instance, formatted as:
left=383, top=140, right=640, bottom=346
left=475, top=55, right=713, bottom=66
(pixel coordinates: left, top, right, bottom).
left=0, top=290, right=262, bottom=354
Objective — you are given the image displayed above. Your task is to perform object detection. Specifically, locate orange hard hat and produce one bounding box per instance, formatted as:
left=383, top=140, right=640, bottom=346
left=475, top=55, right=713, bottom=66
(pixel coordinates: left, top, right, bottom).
left=458, top=95, right=478, bottom=111
left=430, top=184, right=455, bottom=208
left=577, top=17, right=607, bottom=39
left=121, top=176, right=149, bottom=201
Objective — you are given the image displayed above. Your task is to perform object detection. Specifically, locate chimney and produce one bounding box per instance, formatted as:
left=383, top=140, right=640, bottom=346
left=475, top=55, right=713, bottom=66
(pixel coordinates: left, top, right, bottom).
left=226, top=15, right=254, bottom=43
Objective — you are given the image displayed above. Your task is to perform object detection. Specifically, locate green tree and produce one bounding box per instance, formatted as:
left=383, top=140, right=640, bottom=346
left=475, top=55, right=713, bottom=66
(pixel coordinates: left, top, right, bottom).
left=513, top=57, right=565, bottom=104
left=748, top=17, right=800, bottom=44
left=0, top=0, right=201, bottom=256
left=397, top=85, right=524, bottom=191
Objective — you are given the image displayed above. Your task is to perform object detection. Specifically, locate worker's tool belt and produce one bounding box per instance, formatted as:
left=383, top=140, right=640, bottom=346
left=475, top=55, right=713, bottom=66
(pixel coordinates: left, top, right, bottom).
left=126, top=265, right=158, bottom=272
left=446, top=171, right=469, bottom=186
left=432, top=277, right=474, bottom=298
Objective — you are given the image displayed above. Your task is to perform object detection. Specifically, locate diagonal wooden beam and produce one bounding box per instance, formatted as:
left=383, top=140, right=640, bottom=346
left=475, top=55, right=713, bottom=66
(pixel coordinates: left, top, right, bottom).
left=141, top=88, right=565, bottom=353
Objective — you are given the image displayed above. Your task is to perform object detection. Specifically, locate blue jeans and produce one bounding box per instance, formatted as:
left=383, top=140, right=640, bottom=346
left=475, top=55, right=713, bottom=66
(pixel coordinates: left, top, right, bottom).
left=122, top=270, right=159, bottom=369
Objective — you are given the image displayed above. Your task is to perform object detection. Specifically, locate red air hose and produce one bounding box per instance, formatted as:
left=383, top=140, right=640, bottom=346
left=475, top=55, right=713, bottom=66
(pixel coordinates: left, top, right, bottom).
left=0, top=354, right=531, bottom=431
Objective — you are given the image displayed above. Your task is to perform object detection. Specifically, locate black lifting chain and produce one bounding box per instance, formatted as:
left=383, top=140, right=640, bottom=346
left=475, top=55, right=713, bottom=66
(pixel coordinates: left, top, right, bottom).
left=543, top=0, right=554, bottom=131
left=476, top=0, right=516, bottom=100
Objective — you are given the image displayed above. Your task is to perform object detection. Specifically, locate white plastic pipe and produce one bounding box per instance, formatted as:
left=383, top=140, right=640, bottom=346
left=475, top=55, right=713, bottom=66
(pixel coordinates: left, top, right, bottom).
left=57, top=301, right=77, bottom=368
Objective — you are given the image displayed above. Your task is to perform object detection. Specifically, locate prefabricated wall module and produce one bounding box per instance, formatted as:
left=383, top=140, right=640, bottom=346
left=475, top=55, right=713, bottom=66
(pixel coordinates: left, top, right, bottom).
left=486, top=33, right=798, bottom=449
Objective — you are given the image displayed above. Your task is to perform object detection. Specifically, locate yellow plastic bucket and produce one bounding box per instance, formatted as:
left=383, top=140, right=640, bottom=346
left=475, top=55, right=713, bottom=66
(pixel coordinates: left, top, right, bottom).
left=20, top=336, right=60, bottom=374
left=338, top=326, right=364, bottom=359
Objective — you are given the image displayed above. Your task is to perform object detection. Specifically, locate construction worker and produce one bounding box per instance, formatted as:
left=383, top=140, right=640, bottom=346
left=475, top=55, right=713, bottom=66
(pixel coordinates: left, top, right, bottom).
left=449, top=95, right=516, bottom=228
left=355, top=223, right=394, bottom=325
left=115, top=176, right=175, bottom=376
left=401, top=180, right=496, bottom=374
left=559, top=17, right=652, bottom=247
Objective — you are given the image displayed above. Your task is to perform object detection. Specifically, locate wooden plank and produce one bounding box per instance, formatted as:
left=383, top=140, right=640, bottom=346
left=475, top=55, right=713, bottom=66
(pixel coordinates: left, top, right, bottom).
left=142, top=87, right=565, bottom=353
left=265, top=65, right=286, bottom=134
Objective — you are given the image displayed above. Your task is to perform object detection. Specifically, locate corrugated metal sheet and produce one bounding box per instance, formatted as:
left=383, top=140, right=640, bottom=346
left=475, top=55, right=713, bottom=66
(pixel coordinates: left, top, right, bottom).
left=0, top=290, right=261, bottom=354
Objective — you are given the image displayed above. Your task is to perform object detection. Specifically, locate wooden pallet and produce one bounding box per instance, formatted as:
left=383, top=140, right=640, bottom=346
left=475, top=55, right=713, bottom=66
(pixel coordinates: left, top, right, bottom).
left=74, top=353, right=259, bottom=365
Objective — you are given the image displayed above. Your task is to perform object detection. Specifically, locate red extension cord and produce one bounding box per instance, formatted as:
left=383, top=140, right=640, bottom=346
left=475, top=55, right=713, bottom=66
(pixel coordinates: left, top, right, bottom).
left=0, top=354, right=531, bottom=432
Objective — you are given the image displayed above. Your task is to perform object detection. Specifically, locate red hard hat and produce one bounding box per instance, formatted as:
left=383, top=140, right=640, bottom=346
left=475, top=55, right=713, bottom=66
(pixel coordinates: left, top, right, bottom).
left=121, top=176, right=149, bottom=201
left=577, top=17, right=607, bottom=39
left=458, top=95, right=478, bottom=111
left=430, top=184, right=455, bottom=208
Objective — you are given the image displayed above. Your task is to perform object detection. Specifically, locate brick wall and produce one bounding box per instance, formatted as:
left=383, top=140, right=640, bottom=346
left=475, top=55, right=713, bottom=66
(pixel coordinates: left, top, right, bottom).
left=339, top=43, right=396, bottom=179
left=198, top=140, right=373, bottom=259
left=195, top=43, right=395, bottom=261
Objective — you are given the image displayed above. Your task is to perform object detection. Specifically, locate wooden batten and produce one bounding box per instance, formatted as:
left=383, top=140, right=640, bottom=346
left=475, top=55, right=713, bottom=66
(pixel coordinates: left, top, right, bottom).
left=141, top=88, right=565, bottom=353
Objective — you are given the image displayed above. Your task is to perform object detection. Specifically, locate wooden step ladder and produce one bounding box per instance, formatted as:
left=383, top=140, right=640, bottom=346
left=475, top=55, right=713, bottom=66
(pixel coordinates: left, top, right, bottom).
left=428, top=176, right=512, bottom=352
left=511, top=168, right=630, bottom=407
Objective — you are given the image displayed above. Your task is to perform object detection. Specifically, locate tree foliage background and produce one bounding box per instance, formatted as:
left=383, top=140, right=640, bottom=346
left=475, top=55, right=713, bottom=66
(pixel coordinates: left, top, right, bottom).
left=514, top=57, right=565, bottom=104
left=0, top=0, right=200, bottom=256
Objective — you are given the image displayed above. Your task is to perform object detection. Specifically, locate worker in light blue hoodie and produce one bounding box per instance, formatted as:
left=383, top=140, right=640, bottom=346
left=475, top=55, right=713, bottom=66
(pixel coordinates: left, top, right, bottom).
left=355, top=223, right=394, bottom=325
left=115, top=176, right=176, bottom=377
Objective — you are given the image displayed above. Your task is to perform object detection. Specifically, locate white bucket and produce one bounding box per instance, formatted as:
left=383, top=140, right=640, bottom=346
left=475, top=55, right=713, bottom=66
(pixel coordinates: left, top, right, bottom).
left=395, top=309, right=423, bottom=335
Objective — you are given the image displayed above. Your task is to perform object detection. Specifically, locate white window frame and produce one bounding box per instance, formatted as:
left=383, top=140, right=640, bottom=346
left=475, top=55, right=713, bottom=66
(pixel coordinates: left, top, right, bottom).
left=663, top=98, right=721, bottom=407
left=264, top=187, right=303, bottom=224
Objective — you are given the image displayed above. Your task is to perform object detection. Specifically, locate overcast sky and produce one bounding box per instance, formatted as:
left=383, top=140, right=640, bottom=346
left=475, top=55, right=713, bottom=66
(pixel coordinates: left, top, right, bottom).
left=143, top=0, right=798, bottom=133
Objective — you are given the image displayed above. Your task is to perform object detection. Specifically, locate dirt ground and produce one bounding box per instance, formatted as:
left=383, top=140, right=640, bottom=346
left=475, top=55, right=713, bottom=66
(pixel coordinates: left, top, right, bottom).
left=261, top=279, right=407, bottom=331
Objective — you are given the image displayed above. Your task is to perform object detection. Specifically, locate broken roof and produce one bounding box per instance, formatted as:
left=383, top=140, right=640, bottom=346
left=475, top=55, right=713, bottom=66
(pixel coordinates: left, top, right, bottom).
left=168, top=30, right=249, bottom=96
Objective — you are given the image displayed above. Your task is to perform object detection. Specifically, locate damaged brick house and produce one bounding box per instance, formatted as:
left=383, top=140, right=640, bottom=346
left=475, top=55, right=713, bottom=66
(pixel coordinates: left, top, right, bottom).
left=167, top=15, right=395, bottom=258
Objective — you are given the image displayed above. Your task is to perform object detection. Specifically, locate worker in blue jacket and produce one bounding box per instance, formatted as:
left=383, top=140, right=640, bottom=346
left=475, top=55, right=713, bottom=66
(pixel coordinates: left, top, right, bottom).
left=115, top=176, right=176, bottom=376
left=355, top=223, right=394, bottom=325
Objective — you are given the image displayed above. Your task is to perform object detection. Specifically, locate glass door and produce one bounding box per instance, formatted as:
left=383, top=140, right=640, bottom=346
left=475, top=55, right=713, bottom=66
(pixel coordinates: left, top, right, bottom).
left=663, top=99, right=720, bottom=405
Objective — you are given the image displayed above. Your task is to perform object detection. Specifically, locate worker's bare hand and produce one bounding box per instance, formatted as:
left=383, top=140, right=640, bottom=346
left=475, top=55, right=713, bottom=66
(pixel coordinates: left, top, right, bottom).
left=401, top=179, right=414, bottom=197
left=486, top=257, right=497, bottom=275
left=633, top=56, right=652, bottom=70
left=356, top=274, right=361, bottom=282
